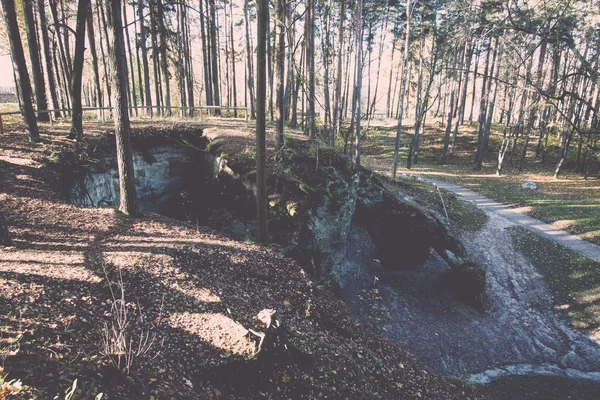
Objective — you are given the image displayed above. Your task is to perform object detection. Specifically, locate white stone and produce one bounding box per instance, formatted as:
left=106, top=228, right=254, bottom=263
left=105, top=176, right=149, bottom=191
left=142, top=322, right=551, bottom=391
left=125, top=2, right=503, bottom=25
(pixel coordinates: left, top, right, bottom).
left=522, top=181, right=537, bottom=190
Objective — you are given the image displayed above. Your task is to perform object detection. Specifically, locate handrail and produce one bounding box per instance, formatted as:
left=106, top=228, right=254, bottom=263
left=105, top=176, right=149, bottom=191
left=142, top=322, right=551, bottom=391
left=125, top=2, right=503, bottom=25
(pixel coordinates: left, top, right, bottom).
left=0, top=104, right=250, bottom=134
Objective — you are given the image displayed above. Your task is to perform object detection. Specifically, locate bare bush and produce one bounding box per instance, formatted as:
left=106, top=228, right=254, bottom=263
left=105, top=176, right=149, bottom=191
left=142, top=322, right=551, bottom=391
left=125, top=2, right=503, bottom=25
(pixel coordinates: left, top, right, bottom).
left=100, top=264, right=164, bottom=373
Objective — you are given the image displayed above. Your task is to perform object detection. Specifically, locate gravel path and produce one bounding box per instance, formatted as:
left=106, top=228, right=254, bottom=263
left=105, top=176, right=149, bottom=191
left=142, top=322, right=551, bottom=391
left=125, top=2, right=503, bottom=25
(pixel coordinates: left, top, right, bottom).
left=403, top=174, right=600, bottom=262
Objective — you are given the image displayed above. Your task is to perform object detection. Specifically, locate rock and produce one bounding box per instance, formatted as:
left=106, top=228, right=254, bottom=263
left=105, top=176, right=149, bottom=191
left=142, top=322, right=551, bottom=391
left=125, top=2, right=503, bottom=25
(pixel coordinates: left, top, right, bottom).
left=360, top=191, right=439, bottom=270
left=522, top=181, right=537, bottom=190
left=356, top=171, right=469, bottom=271
left=303, top=168, right=360, bottom=281
left=443, top=250, right=467, bottom=269
left=559, top=351, right=590, bottom=370
left=444, top=262, right=486, bottom=304
left=255, top=309, right=276, bottom=330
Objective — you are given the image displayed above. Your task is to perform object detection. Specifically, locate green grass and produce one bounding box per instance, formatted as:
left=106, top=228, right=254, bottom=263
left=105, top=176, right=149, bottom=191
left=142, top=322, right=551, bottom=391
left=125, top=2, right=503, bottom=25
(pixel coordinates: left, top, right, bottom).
left=360, top=119, right=600, bottom=245
left=377, top=174, right=488, bottom=232
left=509, top=226, right=600, bottom=335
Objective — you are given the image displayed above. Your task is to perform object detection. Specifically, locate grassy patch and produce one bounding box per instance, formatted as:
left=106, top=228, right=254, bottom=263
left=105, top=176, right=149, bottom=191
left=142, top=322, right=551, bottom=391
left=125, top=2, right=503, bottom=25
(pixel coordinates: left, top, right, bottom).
left=378, top=175, right=488, bottom=232
left=361, top=120, right=600, bottom=245
left=509, top=226, right=600, bottom=335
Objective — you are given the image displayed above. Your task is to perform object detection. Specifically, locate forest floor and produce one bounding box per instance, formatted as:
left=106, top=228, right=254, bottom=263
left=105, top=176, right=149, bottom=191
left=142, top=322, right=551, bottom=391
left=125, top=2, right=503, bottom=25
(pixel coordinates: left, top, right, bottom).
left=0, top=119, right=476, bottom=399
left=361, top=119, right=600, bottom=247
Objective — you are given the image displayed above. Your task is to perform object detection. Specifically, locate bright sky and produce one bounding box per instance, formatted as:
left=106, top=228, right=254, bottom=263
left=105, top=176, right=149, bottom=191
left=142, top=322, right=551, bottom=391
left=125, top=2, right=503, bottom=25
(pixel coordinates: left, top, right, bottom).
left=0, top=55, right=14, bottom=88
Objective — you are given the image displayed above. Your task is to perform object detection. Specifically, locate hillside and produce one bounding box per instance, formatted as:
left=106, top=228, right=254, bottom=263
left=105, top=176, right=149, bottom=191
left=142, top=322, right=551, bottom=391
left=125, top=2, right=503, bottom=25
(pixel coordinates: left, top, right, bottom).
left=0, top=122, right=478, bottom=399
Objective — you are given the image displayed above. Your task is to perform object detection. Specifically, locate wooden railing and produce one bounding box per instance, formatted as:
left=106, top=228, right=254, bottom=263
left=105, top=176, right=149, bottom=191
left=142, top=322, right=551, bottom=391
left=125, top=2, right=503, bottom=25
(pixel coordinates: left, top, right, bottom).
left=0, top=105, right=250, bottom=135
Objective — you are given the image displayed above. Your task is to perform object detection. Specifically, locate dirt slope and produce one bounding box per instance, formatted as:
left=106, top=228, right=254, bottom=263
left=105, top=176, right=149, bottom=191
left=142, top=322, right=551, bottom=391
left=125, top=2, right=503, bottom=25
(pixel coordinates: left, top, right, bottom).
left=0, top=123, right=477, bottom=399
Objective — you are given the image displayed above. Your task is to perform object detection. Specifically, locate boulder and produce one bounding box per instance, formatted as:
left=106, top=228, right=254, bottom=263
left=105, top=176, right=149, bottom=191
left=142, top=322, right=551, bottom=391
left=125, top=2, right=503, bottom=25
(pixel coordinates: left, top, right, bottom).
left=522, top=181, right=537, bottom=190
left=444, top=261, right=486, bottom=306
left=302, top=168, right=360, bottom=281
left=356, top=171, right=469, bottom=271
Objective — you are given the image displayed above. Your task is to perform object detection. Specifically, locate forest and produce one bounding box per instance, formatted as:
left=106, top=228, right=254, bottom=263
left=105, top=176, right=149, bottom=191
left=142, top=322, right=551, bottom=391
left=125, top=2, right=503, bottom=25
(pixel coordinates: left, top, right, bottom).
left=1, top=0, right=599, bottom=178
left=2, top=0, right=600, bottom=398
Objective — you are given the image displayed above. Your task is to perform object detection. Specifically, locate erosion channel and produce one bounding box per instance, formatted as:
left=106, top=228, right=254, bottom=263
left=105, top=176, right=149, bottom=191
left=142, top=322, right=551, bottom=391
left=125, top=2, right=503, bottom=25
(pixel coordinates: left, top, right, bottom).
left=57, top=128, right=600, bottom=389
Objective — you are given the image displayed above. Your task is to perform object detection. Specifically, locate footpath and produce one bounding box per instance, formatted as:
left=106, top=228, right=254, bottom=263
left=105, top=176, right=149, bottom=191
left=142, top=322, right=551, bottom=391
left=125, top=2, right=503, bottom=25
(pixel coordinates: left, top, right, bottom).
left=403, top=174, right=600, bottom=262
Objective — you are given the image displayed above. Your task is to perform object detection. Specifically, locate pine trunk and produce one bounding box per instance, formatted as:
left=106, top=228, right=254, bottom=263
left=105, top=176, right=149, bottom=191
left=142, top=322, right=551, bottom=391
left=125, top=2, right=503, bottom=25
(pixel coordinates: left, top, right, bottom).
left=37, top=0, right=60, bottom=118
left=392, top=0, right=411, bottom=178
left=138, top=0, right=152, bottom=115
left=68, top=0, right=89, bottom=140
left=229, top=0, right=237, bottom=116
left=2, top=0, right=39, bottom=141
left=86, top=12, right=103, bottom=119
left=244, top=0, right=256, bottom=118
left=209, top=0, right=220, bottom=113
left=256, top=0, right=268, bottom=244
left=306, top=0, right=316, bottom=138
left=23, top=0, right=49, bottom=121
left=122, top=1, right=138, bottom=116
left=275, top=0, right=285, bottom=153
left=0, top=211, right=13, bottom=246
left=332, top=0, right=345, bottom=145
left=106, top=0, right=139, bottom=217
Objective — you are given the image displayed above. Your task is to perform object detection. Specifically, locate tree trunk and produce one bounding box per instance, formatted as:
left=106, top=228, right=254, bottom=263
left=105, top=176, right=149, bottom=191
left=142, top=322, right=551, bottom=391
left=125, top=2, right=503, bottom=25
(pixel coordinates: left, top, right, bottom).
left=0, top=211, right=13, bottom=246
left=106, top=0, right=138, bottom=217
left=60, top=0, right=71, bottom=72
left=306, top=0, right=316, bottom=139
left=392, top=0, right=411, bottom=178
left=267, top=11, right=274, bottom=121
left=244, top=0, right=256, bottom=118
left=519, top=40, right=547, bottom=171
left=385, top=38, right=396, bottom=119
left=96, top=0, right=113, bottom=111
left=183, top=3, right=194, bottom=115
left=474, top=37, right=494, bottom=169
left=468, top=42, right=480, bottom=123
left=459, top=43, right=473, bottom=125
left=354, top=0, right=363, bottom=164
left=132, top=2, right=144, bottom=109
left=157, top=1, right=171, bottom=115
left=275, top=0, right=285, bottom=153
left=37, top=0, right=60, bottom=118
left=320, top=0, right=332, bottom=139
left=86, top=11, right=103, bottom=119
left=122, top=1, right=138, bottom=116
left=256, top=0, right=268, bottom=244
left=332, top=0, right=345, bottom=143
left=199, top=0, right=212, bottom=106
left=208, top=0, right=220, bottom=113
left=51, top=35, right=69, bottom=111
left=22, top=0, right=49, bottom=121
left=2, top=0, right=40, bottom=141
left=229, top=0, right=237, bottom=116
left=149, top=0, right=162, bottom=114
left=68, top=0, right=89, bottom=140
left=441, top=89, right=455, bottom=163
left=138, top=0, right=152, bottom=115
left=368, top=14, right=388, bottom=120
left=48, top=0, right=72, bottom=95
